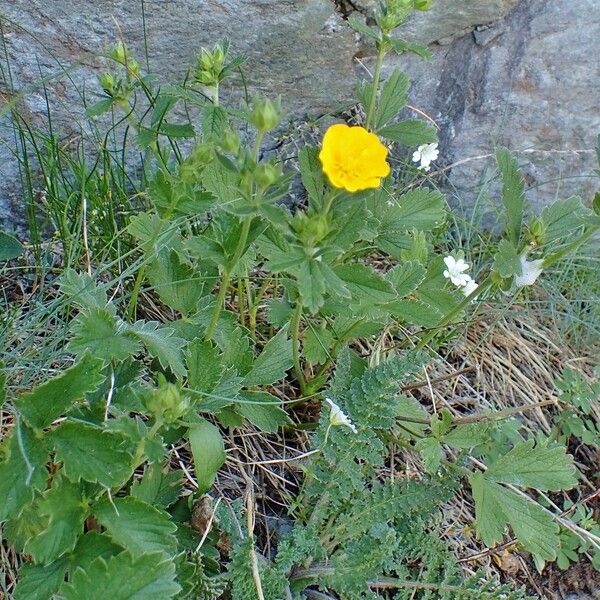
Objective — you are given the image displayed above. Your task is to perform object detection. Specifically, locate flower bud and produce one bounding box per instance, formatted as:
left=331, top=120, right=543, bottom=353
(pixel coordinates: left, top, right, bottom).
left=127, top=59, right=141, bottom=78
left=414, top=0, right=434, bottom=11
left=528, top=216, right=546, bottom=245
left=111, top=41, right=128, bottom=64
left=99, top=72, right=115, bottom=94
left=254, top=162, right=281, bottom=188
left=593, top=191, right=600, bottom=216
left=250, top=97, right=280, bottom=133
left=219, top=129, right=240, bottom=154
left=145, top=379, right=190, bottom=424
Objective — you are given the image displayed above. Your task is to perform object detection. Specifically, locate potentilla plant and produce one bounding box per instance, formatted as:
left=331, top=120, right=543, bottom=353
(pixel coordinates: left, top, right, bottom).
left=2, top=0, right=600, bottom=597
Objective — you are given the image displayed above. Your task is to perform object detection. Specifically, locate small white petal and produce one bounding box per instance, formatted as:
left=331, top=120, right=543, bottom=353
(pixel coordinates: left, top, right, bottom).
left=325, top=397, right=357, bottom=433
left=514, top=256, right=544, bottom=287
left=462, top=277, right=479, bottom=297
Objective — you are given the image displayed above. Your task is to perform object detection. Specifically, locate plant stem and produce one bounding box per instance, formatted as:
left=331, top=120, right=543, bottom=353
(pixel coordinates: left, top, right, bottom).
left=204, top=216, right=253, bottom=340
left=126, top=265, right=147, bottom=320
left=365, top=44, right=386, bottom=131
left=290, top=302, right=307, bottom=394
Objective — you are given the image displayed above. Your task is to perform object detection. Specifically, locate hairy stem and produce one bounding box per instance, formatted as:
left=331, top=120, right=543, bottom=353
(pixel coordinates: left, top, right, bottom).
left=365, top=45, right=386, bottom=131
left=290, top=302, right=307, bottom=394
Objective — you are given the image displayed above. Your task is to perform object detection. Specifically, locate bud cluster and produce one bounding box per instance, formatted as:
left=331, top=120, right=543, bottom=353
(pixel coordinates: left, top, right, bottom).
left=144, top=376, right=190, bottom=424
left=195, top=43, right=226, bottom=88
left=378, top=0, right=434, bottom=33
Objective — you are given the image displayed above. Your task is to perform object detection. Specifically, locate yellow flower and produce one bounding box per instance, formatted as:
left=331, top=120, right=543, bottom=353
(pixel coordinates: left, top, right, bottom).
left=319, top=124, right=390, bottom=192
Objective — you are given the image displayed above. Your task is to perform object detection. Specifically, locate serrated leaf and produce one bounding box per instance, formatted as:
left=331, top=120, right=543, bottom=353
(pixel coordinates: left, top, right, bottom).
left=70, top=532, right=122, bottom=574
left=127, top=212, right=181, bottom=256
left=347, top=15, right=380, bottom=40
left=390, top=38, right=432, bottom=60
left=378, top=120, right=437, bottom=146
left=0, top=421, right=49, bottom=520
left=129, top=320, right=187, bottom=378
left=244, top=328, right=293, bottom=386
left=147, top=250, right=207, bottom=316
left=93, top=497, right=177, bottom=558
left=396, top=395, right=429, bottom=439
left=492, top=239, right=522, bottom=278
left=375, top=69, right=410, bottom=129
left=58, top=269, right=107, bottom=309
left=496, top=147, right=525, bottom=245
left=303, top=325, right=334, bottom=365
left=394, top=189, right=446, bottom=230
left=201, top=104, right=227, bottom=139
left=416, top=437, right=442, bottom=474
left=298, top=258, right=326, bottom=314
left=186, top=338, right=225, bottom=397
left=0, top=230, right=24, bottom=260
left=333, top=264, right=396, bottom=306
left=59, top=551, right=180, bottom=600
left=236, top=391, right=291, bottom=432
left=387, top=298, right=442, bottom=327
left=485, top=440, right=578, bottom=491
left=189, top=420, right=226, bottom=494
left=69, top=308, right=141, bottom=363
left=385, top=261, right=426, bottom=297
left=131, top=463, right=184, bottom=509
left=540, top=196, right=590, bottom=243
left=470, top=471, right=559, bottom=559
left=24, top=476, right=87, bottom=565
left=51, top=420, right=133, bottom=487
left=443, top=423, right=490, bottom=449
left=14, top=557, right=69, bottom=600
left=15, top=353, right=105, bottom=429
left=159, top=122, right=195, bottom=138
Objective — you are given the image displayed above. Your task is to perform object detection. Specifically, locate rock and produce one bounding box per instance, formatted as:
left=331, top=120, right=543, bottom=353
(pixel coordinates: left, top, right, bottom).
left=0, top=0, right=598, bottom=231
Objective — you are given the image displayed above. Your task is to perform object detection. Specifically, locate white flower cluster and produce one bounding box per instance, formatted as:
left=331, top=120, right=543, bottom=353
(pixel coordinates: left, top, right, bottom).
left=443, top=256, right=478, bottom=298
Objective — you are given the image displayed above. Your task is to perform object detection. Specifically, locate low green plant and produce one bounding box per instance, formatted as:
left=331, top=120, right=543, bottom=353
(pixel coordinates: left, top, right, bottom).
left=2, top=0, right=600, bottom=597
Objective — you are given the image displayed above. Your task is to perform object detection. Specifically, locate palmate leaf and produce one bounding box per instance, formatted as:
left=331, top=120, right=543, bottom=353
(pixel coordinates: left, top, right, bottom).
left=385, top=261, right=426, bottom=297
left=59, top=551, right=180, bottom=600
left=14, top=557, right=69, bottom=600
left=236, top=391, right=291, bottom=432
left=92, top=497, right=178, bottom=558
left=244, top=327, right=293, bottom=386
left=393, top=188, right=445, bottom=230
left=129, top=320, right=187, bottom=378
left=15, top=353, right=105, bottom=429
left=131, top=463, right=184, bottom=509
left=51, top=420, right=134, bottom=487
left=378, top=119, right=437, bottom=147
left=333, top=264, right=396, bottom=307
left=492, top=238, right=522, bottom=278
left=540, top=196, right=591, bottom=243
left=0, top=421, right=49, bottom=521
left=24, top=476, right=87, bottom=565
left=496, top=147, right=525, bottom=245
left=299, top=146, right=327, bottom=208
left=298, top=258, right=326, bottom=314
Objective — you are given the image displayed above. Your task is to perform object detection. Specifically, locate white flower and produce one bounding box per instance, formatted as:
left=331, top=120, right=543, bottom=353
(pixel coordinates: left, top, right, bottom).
left=443, top=256, right=471, bottom=287
left=325, top=398, right=357, bottom=433
left=462, top=277, right=479, bottom=297
left=514, top=255, right=544, bottom=287
left=412, top=143, right=439, bottom=172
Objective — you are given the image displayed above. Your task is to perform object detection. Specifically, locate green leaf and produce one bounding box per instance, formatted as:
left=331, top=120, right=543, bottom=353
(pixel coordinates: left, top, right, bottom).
left=540, top=196, right=590, bottom=243
left=186, top=338, right=224, bottom=394
left=201, top=105, right=228, bottom=139
left=70, top=532, right=122, bottom=574
left=244, top=328, right=293, bottom=386
left=51, top=420, right=134, bottom=487
left=0, top=366, right=5, bottom=408
left=24, top=476, right=87, bottom=565
left=85, top=97, right=114, bottom=117
left=385, top=261, right=426, bottom=297
left=378, top=120, right=437, bottom=146
left=0, top=230, right=24, bottom=260
left=15, top=354, right=105, bottom=429
left=69, top=308, right=141, bottom=363
left=298, top=258, right=326, bottom=314
left=158, top=122, right=195, bottom=138
left=416, top=437, right=442, bottom=474
left=236, top=391, right=291, bottom=432
left=14, top=558, right=69, bottom=600
left=202, top=159, right=240, bottom=208
left=496, top=147, right=525, bottom=245
left=129, top=320, right=187, bottom=378
left=58, top=269, right=107, bottom=309
left=393, top=189, right=446, bottom=230
left=93, top=497, right=178, bottom=558
left=188, top=420, right=226, bottom=494
left=443, top=423, right=490, bottom=449
left=470, top=471, right=559, bottom=559
left=492, top=239, right=522, bottom=278
left=146, top=250, right=208, bottom=316
left=375, top=69, right=410, bottom=129
left=347, top=15, right=380, bottom=40
left=59, top=551, right=180, bottom=600
left=299, top=146, right=327, bottom=209
left=0, top=421, right=49, bottom=520
left=485, top=440, right=578, bottom=491
left=333, top=264, right=396, bottom=306
left=303, top=325, right=334, bottom=365
left=396, top=395, right=429, bottom=439
left=390, top=38, right=432, bottom=60
left=386, top=298, right=442, bottom=327
left=131, top=463, right=183, bottom=509
left=127, top=212, right=181, bottom=256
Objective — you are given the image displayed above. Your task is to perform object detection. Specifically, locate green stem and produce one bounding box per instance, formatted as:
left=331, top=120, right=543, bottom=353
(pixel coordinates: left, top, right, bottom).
left=205, top=216, right=253, bottom=340
left=291, top=302, right=307, bottom=394
left=365, top=44, right=386, bottom=131
left=126, top=265, right=147, bottom=320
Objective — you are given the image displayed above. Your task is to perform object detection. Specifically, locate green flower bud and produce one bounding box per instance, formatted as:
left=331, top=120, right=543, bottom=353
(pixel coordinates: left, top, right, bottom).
left=219, top=129, right=241, bottom=154
left=192, top=143, right=214, bottom=165
left=250, top=97, right=281, bottom=133
left=212, top=45, right=225, bottom=71
left=127, top=59, right=141, bottom=78
left=414, top=0, right=434, bottom=11
left=254, top=162, right=281, bottom=188
left=99, top=72, right=115, bottom=94
left=593, top=191, right=600, bottom=216
left=199, top=48, right=214, bottom=71
left=145, top=380, right=190, bottom=424
left=528, top=216, right=546, bottom=246
left=111, top=41, right=128, bottom=64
